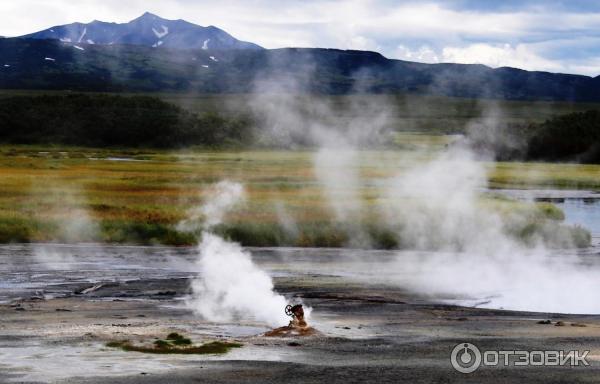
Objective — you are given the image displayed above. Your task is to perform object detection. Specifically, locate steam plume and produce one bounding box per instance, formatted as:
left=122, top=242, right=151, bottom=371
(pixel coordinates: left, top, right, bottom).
left=247, top=66, right=598, bottom=314
left=183, top=180, right=289, bottom=327
left=383, top=146, right=600, bottom=314
left=249, top=72, right=395, bottom=247
left=190, top=232, right=288, bottom=325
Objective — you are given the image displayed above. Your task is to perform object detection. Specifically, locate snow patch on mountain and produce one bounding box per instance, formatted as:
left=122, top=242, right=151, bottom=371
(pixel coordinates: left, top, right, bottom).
left=78, top=27, right=87, bottom=43
left=152, top=25, right=169, bottom=39
left=202, top=39, right=210, bottom=50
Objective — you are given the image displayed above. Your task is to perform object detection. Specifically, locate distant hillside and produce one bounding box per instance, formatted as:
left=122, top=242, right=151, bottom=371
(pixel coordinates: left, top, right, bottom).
left=1, top=37, right=600, bottom=101
left=19, top=12, right=262, bottom=51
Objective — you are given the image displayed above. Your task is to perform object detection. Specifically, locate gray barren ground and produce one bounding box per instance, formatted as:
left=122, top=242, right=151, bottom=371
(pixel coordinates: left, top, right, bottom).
left=1, top=254, right=599, bottom=384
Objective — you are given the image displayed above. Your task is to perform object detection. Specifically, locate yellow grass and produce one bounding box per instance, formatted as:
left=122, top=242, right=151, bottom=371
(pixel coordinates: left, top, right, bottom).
left=0, top=144, right=595, bottom=246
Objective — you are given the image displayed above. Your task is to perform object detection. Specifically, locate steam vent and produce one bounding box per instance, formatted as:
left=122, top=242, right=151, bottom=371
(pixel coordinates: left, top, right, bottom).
left=265, top=304, right=317, bottom=337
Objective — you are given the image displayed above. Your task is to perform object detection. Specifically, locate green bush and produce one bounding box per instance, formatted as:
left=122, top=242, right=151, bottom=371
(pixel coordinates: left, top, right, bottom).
left=0, top=217, right=32, bottom=243
left=99, top=220, right=196, bottom=245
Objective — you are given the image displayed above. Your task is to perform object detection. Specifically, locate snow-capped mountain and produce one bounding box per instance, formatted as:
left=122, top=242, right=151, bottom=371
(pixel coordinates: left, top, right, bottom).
left=19, top=12, right=262, bottom=50
left=5, top=12, right=600, bottom=101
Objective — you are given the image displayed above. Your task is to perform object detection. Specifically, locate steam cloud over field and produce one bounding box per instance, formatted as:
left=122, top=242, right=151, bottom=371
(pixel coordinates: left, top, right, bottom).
left=383, top=147, right=600, bottom=314
left=247, top=70, right=599, bottom=314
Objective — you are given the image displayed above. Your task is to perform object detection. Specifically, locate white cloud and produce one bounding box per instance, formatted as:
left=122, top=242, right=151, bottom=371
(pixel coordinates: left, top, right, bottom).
left=344, top=3, right=528, bottom=40
left=440, top=43, right=563, bottom=72
left=1, top=1, right=600, bottom=75
left=391, top=42, right=600, bottom=76
left=2, top=1, right=598, bottom=45
left=562, top=58, right=600, bottom=77
left=345, top=35, right=381, bottom=51
left=395, top=45, right=439, bottom=63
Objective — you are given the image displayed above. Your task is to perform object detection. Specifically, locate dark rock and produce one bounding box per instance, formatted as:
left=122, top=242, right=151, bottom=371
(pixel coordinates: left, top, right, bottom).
left=571, top=323, right=587, bottom=327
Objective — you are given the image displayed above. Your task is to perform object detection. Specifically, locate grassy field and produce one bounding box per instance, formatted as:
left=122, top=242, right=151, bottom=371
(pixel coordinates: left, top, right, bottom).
left=0, top=139, right=595, bottom=248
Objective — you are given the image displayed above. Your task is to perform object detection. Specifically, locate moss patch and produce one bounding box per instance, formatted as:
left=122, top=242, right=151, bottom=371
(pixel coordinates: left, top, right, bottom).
left=166, top=332, right=192, bottom=346
left=106, top=334, right=242, bottom=355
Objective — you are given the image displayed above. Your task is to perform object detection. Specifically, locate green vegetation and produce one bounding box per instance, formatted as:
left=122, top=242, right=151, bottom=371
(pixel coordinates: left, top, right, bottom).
left=106, top=334, right=242, bottom=355
left=166, top=332, right=192, bottom=346
left=527, top=110, right=600, bottom=163
left=466, top=109, right=600, bottom=164
left=159, top=93, right=600, bottom=134
left=0, top=91, right=594, bottom=249
left=0, top=94, right=252, bottom=148
left=2, top=91, right=600, bottom=161
left=0, top=146, right=593, bottom=248
left=2, top=90, right=600, bottom=137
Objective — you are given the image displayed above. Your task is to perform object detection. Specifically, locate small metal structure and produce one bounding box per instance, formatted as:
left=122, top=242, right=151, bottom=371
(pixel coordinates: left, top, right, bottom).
left=264, top=303, right=315, bottom=337
left=285, top=304, right=303, bottom=318
left=285, top=304, right=307, bottom=328
left=285, top=304, right=294, bottom=317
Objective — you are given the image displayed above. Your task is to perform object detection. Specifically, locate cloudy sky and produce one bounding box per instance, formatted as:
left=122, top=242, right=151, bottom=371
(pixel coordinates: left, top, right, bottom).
left=2, top=0, right=600, bottom=76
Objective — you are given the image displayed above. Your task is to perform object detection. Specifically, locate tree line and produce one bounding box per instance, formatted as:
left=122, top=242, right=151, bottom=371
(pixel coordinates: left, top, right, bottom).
left=467, top=109, right=600, bottom=164
left=0, top=94, right=253, bottom=148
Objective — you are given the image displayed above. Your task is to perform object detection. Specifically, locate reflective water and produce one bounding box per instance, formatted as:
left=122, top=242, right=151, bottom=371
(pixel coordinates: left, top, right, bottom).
left=557, top=198, right=600, bottom=236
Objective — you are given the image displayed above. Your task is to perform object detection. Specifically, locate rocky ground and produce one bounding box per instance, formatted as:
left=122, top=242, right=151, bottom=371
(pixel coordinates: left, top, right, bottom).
left=1, top=271, right=600, bottom=384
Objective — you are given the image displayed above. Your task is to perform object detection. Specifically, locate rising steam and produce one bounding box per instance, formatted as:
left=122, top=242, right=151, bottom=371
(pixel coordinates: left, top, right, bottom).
left=183, top=180, right=289, bottom=327
left=177, top=180, right=245, bottom=232
left=190, top=232, right=288, bottom=325
left=249, top=73, right=395, bottom=247
left=32, top=183, right=99, bottom=269
left=248, top=68, right=599, bottom=314
left=383, top=146, right=600, bottom=314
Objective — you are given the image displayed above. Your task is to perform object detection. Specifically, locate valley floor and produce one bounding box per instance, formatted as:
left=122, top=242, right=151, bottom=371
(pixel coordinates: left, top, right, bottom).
left=0, top=145, right=598, bottom=247
left=1, top=245, right=600, bottom=383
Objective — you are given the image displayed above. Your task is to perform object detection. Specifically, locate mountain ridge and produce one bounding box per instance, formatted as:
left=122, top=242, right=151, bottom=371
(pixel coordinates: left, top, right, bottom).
left=19, top=12, right=262, bottom=51
left=2, top=13, right=600, bottom=101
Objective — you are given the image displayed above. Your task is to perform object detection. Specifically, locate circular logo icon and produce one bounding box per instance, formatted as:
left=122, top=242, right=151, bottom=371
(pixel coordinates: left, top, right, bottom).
left=451, top=343, right=482, bottom=373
